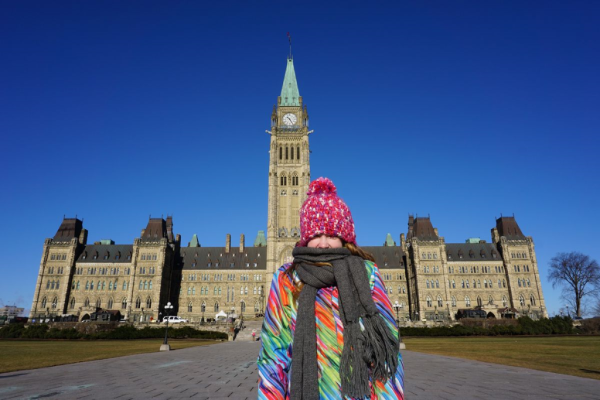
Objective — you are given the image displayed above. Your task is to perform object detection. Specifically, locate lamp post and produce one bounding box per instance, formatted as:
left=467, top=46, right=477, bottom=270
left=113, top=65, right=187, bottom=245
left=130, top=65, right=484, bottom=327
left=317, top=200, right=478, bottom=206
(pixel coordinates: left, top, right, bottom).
left=566, top=305, right=570, bottom=318
left=446, top=301, right=451, bottom=322
left=393, top=301, right=401, bottom=324
left=160, top=302, right=174, bottom=351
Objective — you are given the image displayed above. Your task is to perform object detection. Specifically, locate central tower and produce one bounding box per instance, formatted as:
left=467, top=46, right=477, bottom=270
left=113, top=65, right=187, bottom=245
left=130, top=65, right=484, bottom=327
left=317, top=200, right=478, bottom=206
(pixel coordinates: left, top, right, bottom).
left=266, top=56, right=312, bottom=277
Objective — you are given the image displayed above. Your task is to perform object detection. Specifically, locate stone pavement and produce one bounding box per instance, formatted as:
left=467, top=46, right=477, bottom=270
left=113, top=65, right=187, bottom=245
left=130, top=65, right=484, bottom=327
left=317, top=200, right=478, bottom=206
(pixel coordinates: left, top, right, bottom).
left=0, top=341, right=599, bottom=399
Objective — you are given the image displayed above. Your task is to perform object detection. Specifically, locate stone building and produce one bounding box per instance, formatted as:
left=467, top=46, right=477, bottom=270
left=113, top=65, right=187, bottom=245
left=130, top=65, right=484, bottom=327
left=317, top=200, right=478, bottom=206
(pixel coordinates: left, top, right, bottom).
left=29, top=55, right=547, bottom=323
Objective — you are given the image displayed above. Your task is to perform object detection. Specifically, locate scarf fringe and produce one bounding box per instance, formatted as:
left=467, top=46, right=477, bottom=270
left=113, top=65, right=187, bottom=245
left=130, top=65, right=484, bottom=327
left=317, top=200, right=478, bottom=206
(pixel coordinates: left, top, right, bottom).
left=340, top=322, right=371, bottom=398
left=367, top=313, right=400, bottom=382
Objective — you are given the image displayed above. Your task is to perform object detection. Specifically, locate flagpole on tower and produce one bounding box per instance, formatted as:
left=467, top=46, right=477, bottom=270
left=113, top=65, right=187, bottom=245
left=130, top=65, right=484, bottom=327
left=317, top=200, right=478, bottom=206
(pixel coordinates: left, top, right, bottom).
left=287, top=32, right=292, bottom=59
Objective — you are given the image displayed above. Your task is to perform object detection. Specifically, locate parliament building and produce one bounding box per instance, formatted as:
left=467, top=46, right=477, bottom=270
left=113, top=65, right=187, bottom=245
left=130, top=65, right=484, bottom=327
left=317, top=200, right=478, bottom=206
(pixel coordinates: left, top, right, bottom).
left=29, top=56, right=548, bottom=323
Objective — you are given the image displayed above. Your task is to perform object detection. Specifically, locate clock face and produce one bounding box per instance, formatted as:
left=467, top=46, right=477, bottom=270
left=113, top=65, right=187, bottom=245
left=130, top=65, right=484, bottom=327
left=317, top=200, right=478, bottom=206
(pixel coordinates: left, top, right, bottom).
left=283, top=113, right=297, bottom=126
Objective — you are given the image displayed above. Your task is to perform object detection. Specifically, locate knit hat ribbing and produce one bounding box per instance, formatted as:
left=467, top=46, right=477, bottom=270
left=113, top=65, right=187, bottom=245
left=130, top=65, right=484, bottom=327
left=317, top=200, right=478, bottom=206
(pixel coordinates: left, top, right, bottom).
left=298, top=177, right=356, bottom=247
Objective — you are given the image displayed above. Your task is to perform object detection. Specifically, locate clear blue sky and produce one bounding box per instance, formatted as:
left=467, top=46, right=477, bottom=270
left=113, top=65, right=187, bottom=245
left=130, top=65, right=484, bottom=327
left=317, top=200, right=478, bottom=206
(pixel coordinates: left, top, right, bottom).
left=1, top=1, right=599, bottom=317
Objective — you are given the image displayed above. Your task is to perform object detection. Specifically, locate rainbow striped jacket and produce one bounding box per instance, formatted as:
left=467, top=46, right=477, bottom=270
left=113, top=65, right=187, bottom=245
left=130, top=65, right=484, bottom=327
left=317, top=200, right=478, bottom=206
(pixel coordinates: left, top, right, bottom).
left=257, top=260, right=405, bottom=400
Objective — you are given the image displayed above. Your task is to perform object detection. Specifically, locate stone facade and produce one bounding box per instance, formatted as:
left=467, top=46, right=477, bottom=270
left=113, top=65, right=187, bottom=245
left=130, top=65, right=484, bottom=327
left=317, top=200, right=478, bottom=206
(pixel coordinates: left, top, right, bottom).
left=29, top=55, right=547, bottom=323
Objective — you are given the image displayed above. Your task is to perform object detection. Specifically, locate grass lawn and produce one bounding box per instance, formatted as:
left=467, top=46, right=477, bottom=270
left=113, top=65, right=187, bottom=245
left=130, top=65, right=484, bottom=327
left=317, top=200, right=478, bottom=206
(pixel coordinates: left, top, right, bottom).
left=0, top=339, right=218, bottom=374
left=403, top=336, right=600, bottom=380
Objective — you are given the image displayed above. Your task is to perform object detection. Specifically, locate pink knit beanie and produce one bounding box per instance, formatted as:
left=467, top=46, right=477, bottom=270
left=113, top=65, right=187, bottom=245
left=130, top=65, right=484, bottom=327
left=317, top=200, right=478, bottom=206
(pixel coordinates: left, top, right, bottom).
left=298, top=177, right=356, bottom=247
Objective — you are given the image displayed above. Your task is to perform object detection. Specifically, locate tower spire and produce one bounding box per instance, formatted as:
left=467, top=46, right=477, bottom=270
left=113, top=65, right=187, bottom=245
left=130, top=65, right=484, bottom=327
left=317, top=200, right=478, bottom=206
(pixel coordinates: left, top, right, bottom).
left=280, top=57, right=300, bottom=107
left=287, top=32, right=292, bottom=59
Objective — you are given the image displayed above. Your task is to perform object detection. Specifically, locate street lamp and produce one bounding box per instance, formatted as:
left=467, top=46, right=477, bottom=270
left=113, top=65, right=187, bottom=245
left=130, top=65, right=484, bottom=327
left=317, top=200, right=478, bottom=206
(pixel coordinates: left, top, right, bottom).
left=160, top=302, right=174, bottom=351
left=566, top=305, right=570, bottom=318
left=392, top=301, right=401, bottom=324
left=446, top=301, right=451, bottom=322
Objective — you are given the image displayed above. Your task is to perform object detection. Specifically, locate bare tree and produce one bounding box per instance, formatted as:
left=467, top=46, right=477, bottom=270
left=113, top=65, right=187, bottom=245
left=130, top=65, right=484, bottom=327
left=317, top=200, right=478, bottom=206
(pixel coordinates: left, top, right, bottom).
left=548, top=252, right=600, bottom=317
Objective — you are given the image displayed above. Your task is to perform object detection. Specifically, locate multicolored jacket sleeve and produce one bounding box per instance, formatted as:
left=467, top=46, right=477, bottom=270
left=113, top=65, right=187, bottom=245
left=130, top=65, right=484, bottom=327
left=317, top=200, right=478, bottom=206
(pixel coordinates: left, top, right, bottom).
left=257, top=265, right=293, bottom=399
left=367, top=261, right=405, bottom=399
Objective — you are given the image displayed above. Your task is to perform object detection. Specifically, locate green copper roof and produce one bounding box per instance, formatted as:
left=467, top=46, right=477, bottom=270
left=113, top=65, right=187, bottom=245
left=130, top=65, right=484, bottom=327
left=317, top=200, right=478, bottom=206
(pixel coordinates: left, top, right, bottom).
left=465, top=237, right=481, bottom=244
left=280, top=57, right=300, bottom=106
left=254, top=230, right=267, bottom=247
left=189, top=234, right=200, bottom=247
left=384, top=233, right=396, bottom=246
left=99, top=239, right=115, bottom=245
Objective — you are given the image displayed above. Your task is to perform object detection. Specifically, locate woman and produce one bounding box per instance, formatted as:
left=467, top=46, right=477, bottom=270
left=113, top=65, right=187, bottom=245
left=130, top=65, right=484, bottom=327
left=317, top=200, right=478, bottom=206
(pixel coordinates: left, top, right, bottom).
left=258, top=177, right=404, bottom=399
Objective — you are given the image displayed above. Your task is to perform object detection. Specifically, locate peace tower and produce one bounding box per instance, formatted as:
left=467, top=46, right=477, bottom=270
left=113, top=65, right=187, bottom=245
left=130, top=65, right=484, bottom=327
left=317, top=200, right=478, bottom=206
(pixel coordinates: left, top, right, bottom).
left=266, top=57, right=312, bottom=278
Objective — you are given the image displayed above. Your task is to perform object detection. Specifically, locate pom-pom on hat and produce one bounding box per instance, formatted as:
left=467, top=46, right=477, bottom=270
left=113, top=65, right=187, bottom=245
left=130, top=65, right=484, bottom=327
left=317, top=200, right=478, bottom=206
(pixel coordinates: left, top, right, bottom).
left=299, top=177, right=356, bottom=247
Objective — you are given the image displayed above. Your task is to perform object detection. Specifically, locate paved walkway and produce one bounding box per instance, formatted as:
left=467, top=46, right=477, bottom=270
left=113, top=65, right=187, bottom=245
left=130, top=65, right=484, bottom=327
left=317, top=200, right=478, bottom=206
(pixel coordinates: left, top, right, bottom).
left=0, top=341, right=599, bottom=399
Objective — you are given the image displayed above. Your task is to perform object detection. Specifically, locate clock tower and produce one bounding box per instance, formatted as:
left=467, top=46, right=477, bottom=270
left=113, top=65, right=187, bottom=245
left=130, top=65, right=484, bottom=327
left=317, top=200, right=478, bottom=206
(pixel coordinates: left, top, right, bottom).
left=266, top=56, right=312, bottom=279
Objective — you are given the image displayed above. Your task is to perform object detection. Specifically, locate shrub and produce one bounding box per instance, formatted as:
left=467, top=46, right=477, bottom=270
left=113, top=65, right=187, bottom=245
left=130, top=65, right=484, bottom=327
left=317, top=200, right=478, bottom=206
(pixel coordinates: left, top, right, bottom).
left=0, top=324, right=26, bottom=338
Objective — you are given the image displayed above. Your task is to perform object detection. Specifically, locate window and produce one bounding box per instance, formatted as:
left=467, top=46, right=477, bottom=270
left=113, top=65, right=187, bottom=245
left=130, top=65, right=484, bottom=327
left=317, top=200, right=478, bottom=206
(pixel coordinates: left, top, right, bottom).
left=241, top=301, right=246, bottom=313
left=122, top=298, right=127, bottom=309
left=108, top=298, right=113, bottom=309
left=436, top=280, right=439, bottom=288
left=465, top=296, right=471, bottom=307
left=214, top=302, right=219, bottom=312
left=519, top=295, right=525, bottom=307
left=489, top=296, right=494, bottom=305
left=135, top=298, right=141, bottom=309
left=502, top=296, right=507, bottom=308
left=530, top=294, right=536, bottom=306
left=426, top=296, right=432, bottom=307
left=188, top=303, right=193, bottom=312
left=437, top=296, right=443, bottom=307
left=95, top=298, right=101, bottom=308
left=123, top=281, right=127, bottom=290
left=426, top=280, right=430, bottom=289
left=146, top=297, right=152, bottom=308
left=201, top=302, right=206, bottom=312
left=477, top=296, right=482, bottom=307
left=451, top=296, right=457, bottom=307
left=84, top=298, right=90, bottom=307
left=41, top=297, right=47, bottom=309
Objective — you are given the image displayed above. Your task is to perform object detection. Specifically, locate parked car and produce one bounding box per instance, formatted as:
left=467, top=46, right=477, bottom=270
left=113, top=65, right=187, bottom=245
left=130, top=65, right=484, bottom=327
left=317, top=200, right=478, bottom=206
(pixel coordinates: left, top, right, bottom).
left=162, top=316, right=188, bottom=324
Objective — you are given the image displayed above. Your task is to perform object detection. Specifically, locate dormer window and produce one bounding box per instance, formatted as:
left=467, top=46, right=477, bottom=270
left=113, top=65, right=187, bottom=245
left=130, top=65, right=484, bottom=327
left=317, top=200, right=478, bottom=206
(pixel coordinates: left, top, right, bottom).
left=104, top=252, right=110, bottom=260
left=82, top=252, right=87, bottom=260
left=93, top=252, right=98, bottom=260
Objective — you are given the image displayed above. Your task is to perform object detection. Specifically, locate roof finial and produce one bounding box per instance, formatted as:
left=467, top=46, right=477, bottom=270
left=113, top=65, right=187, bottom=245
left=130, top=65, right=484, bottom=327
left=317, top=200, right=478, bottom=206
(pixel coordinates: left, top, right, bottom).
left=287, top=32, right=292, bottom=59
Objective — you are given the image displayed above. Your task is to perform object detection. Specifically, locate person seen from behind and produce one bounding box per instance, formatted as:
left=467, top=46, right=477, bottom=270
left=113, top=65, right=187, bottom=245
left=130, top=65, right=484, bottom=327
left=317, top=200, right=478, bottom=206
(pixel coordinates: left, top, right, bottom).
left=257, top=177, right=404, bottom=399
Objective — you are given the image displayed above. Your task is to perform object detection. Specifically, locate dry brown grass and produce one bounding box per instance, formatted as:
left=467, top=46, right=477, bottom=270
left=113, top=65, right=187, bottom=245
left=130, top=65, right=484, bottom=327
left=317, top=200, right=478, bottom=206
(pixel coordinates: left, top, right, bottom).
left=0, top=339, right=217, bottom=373
left=404, top=336, right=600, bottom=380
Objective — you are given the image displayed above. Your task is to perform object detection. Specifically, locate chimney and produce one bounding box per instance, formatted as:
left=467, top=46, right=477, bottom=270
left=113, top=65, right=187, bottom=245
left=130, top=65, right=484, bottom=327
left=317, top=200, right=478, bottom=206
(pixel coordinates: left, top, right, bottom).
left=225, top=234, right=231, bottom=253
left=433, top=228, right=439, bottom=236
left=141, top=229, right=146, bottom=237
left=79, top=229, right=88, bottom=245
left=240, top=234, right=245, bottom=253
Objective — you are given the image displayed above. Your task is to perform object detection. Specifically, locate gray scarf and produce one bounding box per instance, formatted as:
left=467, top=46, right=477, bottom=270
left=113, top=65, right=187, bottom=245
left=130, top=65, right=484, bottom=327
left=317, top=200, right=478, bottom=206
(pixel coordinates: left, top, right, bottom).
left=290, top=247, right=399, bottom=400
